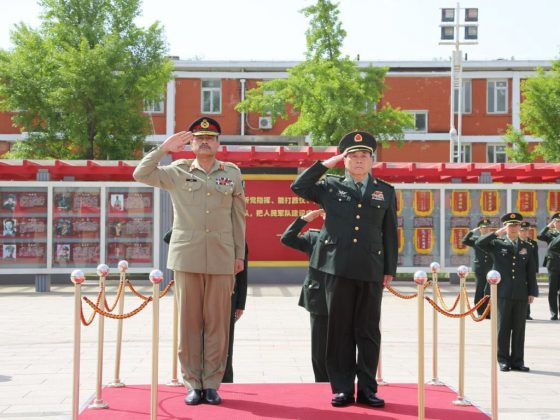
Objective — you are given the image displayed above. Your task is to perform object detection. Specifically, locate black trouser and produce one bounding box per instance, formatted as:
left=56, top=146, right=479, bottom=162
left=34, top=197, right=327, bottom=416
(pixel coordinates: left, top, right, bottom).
left=548, top=270, right=560, bottom=318
left=222, top=305, right=237, bottom=383
left=474, top=270, right=490, bottom=316
left=325, top=275, right=383, bottom=395
left=310, top=313, right=329, bottom=382
left=497, top=298, right=528, bottom=368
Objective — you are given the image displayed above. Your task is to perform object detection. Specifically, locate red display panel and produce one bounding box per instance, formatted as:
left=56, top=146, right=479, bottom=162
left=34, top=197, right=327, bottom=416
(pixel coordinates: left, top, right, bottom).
left=245, top=176, right=322, bottom=263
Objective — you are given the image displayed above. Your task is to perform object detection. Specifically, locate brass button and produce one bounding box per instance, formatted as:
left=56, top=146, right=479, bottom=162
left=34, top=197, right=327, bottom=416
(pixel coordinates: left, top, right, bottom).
left=513, top=256, right=516, bottom=259
left=377, top=205, right=380, bottom=208
left=353, top=239, right=358, bottom=243
left=512, top=276, right=515, bottom=279
left=339, top=199, right=342, bottom=202
left=325, top=240, right=329, bottom=244
left=378, top=250, right=382, bottom=255
left=207, top=192, right=211, bottom=196
left=354, top=226, right=359, bottom=231
left=188, top=188, right=192, bottom=192
left=206, top=210, right=210, bottom=214
left=206, top=229, right=210, bottom=233
left=512, top=262, right=515, bottom=266
left=356, top=215, right=361, bottom=219
left=358, top=204, right=362, bottom=208
left=512, top=269, right=515, bottom=272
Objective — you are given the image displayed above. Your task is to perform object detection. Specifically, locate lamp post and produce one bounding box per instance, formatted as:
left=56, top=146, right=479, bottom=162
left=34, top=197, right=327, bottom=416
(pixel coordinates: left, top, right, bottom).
left=439, top=3, right=478, bottom=163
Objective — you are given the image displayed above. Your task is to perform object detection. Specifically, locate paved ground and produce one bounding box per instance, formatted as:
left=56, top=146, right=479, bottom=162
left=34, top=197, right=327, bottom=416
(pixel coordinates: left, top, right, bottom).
left=0, top=280, right=558, bottom=419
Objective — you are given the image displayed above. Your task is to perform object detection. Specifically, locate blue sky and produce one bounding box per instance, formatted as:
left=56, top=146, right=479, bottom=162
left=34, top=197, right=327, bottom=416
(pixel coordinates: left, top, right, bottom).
left=1, top=0, right=558, bottom=62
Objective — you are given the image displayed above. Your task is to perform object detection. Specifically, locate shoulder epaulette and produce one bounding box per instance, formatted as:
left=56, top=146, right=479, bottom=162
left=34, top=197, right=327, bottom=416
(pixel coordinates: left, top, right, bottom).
left=374, top=177, right=394, bottom=188
left=325, top=174, right=343, bottom=179
left=223, top=161, right=241, bottom=171
left=170, top=159, right=193, bottom=167
left=308, top=228, right=321, bottom=232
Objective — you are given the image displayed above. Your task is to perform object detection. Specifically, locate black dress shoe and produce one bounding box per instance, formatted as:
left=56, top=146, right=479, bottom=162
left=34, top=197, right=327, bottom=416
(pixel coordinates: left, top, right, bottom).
left=203, top=388, right=222, bottom=405
left=551, top=316, right=558, bottom=320
left=526, top=316, right=533, bottom=320
left=185, top=389, right=203, bottom=405
left=511, top=365, right=530, bottom=372
left=331, top=392, right=355, bottom=407
left=357, top=391, right=385, bottom=407
left=499, top=363, right=510, bottom=372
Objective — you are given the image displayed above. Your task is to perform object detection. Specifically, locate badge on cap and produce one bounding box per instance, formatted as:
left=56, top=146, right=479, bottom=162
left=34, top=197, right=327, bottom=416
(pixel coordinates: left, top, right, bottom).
left=201, top=119, right=210, bottom=128
left=355, top=133, right=363, bottom=142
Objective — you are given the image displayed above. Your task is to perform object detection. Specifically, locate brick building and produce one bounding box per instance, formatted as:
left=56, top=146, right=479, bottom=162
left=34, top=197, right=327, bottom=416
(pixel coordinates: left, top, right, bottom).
left=0, top=58, right=552, bottom=162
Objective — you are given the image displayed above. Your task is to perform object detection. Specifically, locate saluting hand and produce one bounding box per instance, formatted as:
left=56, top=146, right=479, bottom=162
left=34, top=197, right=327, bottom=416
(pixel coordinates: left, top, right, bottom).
left=322, top=151, right=347, bottom=169
left=302, top=209, right=325, bottom=222
left=495, top=226, right=507, bottom=236
left=160, top=131, right=193, bottom=153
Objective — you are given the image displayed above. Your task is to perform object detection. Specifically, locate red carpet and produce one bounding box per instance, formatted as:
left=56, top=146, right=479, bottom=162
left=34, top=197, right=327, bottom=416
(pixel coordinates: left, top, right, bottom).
left=79, top=383, right=489, bottom=419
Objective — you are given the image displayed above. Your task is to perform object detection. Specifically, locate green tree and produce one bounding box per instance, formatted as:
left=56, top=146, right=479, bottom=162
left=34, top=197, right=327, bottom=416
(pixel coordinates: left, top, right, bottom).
left=503, top=125, right=537, bottom=163
left=0, top=0, right=172, bottom=159
left=517, top=60, right=560, bottom=162
left=236, top=0, right=413, bottom=146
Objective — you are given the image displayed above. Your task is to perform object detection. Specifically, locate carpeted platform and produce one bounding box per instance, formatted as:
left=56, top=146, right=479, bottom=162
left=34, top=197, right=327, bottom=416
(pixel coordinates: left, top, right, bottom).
left=79, top=383, right=489, bottom=419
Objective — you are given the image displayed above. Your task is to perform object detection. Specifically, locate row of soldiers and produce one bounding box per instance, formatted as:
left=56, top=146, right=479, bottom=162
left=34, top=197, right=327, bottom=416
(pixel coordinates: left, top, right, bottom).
left=463, top=213, right=560, bottom=372
left=463, top=213, right=560, bottom=321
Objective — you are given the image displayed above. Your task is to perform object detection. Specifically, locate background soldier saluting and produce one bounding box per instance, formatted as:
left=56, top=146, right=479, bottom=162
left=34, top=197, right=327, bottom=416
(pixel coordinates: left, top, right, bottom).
left=537, top=213, right=560, bottom=320
left=280, top=208, right=329, bottom=383
left=462, top=218, right=494, bottom=317
left=519, top=221, right=539, bottom=320
left=476, top=212, right=538, bottom=372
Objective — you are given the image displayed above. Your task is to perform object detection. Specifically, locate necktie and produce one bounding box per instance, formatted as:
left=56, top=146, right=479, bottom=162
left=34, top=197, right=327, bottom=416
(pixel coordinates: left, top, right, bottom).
left=356, top=182, right=363, bottom=198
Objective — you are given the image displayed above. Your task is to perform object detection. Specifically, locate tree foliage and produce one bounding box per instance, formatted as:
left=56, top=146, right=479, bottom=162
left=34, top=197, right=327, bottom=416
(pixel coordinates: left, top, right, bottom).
left=0, top=0, right=172, bottom=159
left=514, top=60, right=560, bottom=162
left=503, top=125, right=537, bottom=163
left=236, top=0, right=413, bottom=146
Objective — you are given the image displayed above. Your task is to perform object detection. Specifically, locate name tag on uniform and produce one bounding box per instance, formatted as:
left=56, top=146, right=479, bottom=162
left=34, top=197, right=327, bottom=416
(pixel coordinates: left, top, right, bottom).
left=185, top=178, right=198, bottom=182
left=371, top=191, right=385, bottom=201
left=519, top=248, right=527, bottom=255
left=500, top=248, right=508, bottom=256
left=336, top=190, right=351, bottom=201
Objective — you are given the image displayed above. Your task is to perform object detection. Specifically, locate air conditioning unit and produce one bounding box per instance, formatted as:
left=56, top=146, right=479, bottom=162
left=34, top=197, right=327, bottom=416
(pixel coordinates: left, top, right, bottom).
left=258, top=116, right=273, bottom=129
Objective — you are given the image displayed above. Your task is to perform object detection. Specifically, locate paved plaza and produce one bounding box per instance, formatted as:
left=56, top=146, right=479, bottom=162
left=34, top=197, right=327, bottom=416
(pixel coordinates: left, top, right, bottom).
left=0, top=280, right=558, bottom=419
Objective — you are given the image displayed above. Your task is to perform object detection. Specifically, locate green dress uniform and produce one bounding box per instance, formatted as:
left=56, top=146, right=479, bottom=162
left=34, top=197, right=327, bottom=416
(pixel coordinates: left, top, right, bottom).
left=223, top=243, right=248, bottom=383
left=291, top=160, right=398, bottom=397
left=537, top=223, right=560, bottom=319
left=462, top=228, right=494, bottom=316
left=523, top=236, right=539, bottom=318
left=280, top=216, right=329, bottom=382
left=133, top=147, right=246, bottom=391
left=476, top=226, right=538, bottom=369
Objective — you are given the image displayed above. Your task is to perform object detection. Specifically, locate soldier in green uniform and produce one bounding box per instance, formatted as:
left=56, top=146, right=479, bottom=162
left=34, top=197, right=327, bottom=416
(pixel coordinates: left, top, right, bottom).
left=520, top=222, right=539, bottom=320
left=280, top=209, right=329, bottom=382
left=476, top=212, right=538, bottom=372
left=462, top=218, right=494, bottom=317
left=537, top=213, right=560, bottom=320
left=133, top=117, right=246, bottom=405
left=222, top=243, right=248, bottom=383
left=291, top=131, right=398, bottom=408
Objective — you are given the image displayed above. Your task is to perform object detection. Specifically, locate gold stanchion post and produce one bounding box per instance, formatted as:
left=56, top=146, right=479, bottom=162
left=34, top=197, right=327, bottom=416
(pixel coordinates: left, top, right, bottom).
left=167, top=285, right=182, bottom=386
left=108, top=260, right=128, bottom=388
left=427, top=262, right=445, bottom=386
left=414, top=270, right=428, bottom=420
left=487, top=270, right=501, bottom=420
left=453, top=265, right=472, bottom=406
left=89, top=264, right=110, bottom=410
left=150, top=269, right=163, bottom=420
left=71, top=270, right=85, bottom=420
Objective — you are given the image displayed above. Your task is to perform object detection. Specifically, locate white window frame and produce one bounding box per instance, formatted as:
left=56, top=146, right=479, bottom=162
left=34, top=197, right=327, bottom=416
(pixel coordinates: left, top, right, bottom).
left=143, top=96, right=164, bottom=114
left=404, top=110, right=428, bottom=133
left=487, top=79, right=508, bottom=114
left=487, top=143, right=508, bottom=163
left=201, top=79, right=222, bottom=114
left=453, top=80, right=472, bottom=114
left=453, top=143, right=472, bottom=163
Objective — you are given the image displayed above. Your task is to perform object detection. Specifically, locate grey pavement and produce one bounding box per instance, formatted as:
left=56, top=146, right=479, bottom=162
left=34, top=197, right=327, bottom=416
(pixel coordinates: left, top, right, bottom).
left=0, top=281, right=558, bottom=419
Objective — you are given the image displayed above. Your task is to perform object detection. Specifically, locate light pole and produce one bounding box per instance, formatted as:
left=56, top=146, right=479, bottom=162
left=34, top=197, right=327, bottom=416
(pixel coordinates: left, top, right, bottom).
left=439, top=3, right=478, bottom=163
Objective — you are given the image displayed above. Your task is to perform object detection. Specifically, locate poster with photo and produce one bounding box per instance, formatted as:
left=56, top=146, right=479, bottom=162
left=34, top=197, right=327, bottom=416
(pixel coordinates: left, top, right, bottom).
left=1, top=191, right=48, bottom=214
left=107, top=242, right=152, bottom=264
left=109, top=194, right=125, bottom=212
left=0, top=243, right=47, bottom=266
left=13, top=217, right=47, bottom=239
left=107, top=217, right=153, bottom=238
left=55, top=244, right=71, bottom=262
left=53, top=217, right=100, bottom=239
left=107, top=192, right=153, bottom=214
left=52, top=242, right=99, bottom=266
left=53, top=190, right=100, bottom=216
left=2, top=218, right=16, bottom=237
left=2, top=244, right=17, bottom=260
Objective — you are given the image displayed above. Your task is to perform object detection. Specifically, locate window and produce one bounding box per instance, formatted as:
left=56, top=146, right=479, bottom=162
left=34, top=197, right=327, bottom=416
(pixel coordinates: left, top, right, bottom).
left=453, top=80, right=472, bottom=114
left=487, top=144, right=507, bottom=163
left=404, top=111, right=428, bottom=133
left=487, top=80, right=508, bottom=113
left=143, top=97, right=164, bottom=114
left=453, top=144, right=471, bottom=163
left=201, top=79, right=221, bottom=114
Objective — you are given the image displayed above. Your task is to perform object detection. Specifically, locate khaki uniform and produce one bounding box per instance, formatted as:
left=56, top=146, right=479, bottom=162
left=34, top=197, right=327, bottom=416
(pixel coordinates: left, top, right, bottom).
left=133, top=148, right=246, bottom=390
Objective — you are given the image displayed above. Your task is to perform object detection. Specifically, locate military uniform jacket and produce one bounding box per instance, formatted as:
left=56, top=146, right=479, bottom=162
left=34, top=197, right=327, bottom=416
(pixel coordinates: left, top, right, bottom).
left=133, top=148, right=246, bottom=274
left=291, top=161, right=398, bottom=283
left=462, top=230, right=493, bottom=274
left=280, top=217, right=328, bottom=316
left=476, top=232, right=538, bottom=300
left=537, top=227, right=560, bottom=271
